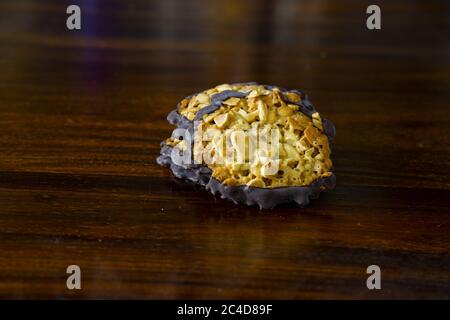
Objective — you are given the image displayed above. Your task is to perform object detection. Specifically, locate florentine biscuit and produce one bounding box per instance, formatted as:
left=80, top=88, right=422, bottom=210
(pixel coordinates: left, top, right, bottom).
left=157, top=83, right=336, bottom=209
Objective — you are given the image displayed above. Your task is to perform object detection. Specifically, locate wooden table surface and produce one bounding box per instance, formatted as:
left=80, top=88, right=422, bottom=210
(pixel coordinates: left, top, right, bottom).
left=0, top=0, right=449, bottom=299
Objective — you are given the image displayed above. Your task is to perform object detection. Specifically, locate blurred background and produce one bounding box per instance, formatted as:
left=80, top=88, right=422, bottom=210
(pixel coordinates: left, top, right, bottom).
left=2, top=0, right=449, bottom=95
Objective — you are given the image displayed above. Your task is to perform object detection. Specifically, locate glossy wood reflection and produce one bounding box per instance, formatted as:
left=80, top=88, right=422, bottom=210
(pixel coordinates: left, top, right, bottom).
left=0, top=0, right=449, bottom=299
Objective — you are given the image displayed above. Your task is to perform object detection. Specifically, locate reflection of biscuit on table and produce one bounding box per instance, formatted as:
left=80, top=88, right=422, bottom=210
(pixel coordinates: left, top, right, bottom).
left=157, top=83, right=336, bottom=209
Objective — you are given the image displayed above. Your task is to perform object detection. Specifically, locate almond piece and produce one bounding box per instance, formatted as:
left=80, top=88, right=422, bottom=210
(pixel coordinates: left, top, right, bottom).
left=277, top=105, right=293, bottom=116
left=304, top=125, right=319, bottom=145
left=247, top=178, right=265, bottom=188
left=257, top=100, right=268, bottom=123
left=223, top=97, right=240, bottom=106
left=213, top=113, right=230, bottom=128
left=196, top=93, right=210, bottom=105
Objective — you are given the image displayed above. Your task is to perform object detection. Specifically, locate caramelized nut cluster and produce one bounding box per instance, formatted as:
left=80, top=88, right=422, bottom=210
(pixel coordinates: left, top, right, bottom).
left=168, top=84, right=333, bottom=188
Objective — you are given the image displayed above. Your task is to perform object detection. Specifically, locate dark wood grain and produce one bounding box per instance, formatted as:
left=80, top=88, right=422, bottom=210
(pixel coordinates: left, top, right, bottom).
left=0, top=0, right=449, bottom=299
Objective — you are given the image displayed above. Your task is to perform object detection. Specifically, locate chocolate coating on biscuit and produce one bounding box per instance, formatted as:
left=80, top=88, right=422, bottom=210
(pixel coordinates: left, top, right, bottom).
left=167, top=110, right=192, bottom=129
left=206, top=175, right=336, bottom=209
left=157, top=144, right=336, bottom=209
left=157, top=143, right=212, bottom=186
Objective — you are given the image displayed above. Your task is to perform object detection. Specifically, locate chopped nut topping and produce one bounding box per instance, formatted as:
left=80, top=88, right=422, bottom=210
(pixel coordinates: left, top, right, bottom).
left=174, top=83, right=333, bottom=188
